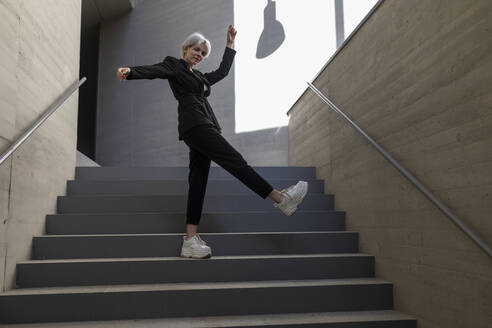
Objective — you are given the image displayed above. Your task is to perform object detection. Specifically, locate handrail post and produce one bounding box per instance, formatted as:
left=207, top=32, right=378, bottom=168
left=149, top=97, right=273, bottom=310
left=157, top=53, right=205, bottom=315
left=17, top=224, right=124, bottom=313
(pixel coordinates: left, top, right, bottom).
left=307, top=82, right=492, bottom=258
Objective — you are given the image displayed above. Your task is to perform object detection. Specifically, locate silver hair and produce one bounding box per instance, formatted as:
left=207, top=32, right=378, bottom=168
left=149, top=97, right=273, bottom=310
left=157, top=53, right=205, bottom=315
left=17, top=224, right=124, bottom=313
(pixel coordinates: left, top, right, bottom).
left=181, top=32, right=211, bottom=59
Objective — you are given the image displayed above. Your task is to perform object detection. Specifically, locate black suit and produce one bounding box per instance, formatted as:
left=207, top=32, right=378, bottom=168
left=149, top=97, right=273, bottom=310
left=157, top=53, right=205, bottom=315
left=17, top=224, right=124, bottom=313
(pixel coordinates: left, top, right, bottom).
left=127, top=47, right=236, bottom=140
left=126, top=47, right=273, bottom=225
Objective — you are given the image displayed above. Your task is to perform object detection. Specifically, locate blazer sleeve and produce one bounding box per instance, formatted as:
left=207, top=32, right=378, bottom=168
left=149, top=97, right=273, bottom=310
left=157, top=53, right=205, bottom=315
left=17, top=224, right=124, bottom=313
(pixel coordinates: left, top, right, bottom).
left=203, top=47, right=236, bottom=86
left=126, top=56, right=176, bottom=80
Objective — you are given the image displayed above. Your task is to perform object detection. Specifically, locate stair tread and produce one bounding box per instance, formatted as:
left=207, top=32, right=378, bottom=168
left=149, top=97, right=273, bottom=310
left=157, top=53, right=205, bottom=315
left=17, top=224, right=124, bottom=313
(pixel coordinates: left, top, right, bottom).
left=19, top=253, right=373, bottom=264
left=34, top=231, right=357, bottom=238
left=0, top=311, right=416, bottom=327
left=59, top=194, right=332, bottom=198
left=0, top=278, right=391, bottom=295
left=50, top=210, right=344, bottom=215
left=74, top=167, right=316, bottom=181
left=48, top=210, right=343, bottom=217
left=68, top=178, right=323, bottom=182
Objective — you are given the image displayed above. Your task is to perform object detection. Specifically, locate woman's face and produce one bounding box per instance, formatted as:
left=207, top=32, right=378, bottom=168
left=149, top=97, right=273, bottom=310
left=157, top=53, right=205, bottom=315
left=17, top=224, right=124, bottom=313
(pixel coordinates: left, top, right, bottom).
left=184, top=44, right=208, bottom=68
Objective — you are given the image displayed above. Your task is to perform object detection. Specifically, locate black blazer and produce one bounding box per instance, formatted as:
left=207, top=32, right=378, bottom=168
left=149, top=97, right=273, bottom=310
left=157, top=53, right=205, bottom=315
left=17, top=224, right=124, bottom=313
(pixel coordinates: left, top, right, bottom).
left=126, top=47, right=236, bottom=139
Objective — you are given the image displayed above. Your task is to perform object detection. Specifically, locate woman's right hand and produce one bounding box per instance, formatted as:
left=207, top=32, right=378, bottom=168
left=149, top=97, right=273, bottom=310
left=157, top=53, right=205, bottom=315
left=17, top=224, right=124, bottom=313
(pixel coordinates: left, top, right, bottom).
left=117, top=67, right=130, bottom=82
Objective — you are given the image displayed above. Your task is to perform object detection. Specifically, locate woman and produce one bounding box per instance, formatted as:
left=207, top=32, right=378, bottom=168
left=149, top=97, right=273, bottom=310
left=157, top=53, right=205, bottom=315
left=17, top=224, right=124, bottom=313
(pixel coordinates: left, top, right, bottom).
left=117, top=25, right=307, bottom=259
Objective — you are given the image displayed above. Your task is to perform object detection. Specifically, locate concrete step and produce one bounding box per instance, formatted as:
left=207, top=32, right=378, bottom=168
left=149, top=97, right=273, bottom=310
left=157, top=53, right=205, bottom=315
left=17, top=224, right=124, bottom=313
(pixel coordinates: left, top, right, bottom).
left=45, top=211, right=346, bottom=235
left=17, top=254, right=374, bottom=287
left=0, top=279, right=394, bottom=324
left=32, top=232, right=358, bottom=260
left=67, top=179, right=324, bottom=196
left=0, top=310, right=417, bottom=327
left=56, top=194, right=334, bottom=214
left=75, top=167, right=317, bottom=181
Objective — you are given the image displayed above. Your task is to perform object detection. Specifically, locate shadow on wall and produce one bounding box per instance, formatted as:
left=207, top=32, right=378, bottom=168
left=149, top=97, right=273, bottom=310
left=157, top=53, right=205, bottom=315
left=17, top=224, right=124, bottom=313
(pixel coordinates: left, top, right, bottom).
left=256, top=0, right=285, bottom=58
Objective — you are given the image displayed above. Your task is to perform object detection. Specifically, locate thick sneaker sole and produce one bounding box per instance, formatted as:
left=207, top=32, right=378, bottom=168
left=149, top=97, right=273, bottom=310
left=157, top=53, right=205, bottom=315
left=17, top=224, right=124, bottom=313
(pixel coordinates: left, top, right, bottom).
left=180, top=250, right=212, bottom=259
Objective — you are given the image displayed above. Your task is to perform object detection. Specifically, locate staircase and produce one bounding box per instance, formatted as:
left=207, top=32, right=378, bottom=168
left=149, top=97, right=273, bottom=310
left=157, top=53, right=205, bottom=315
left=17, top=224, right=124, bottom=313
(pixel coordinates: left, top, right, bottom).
left=0, top=166, right=416, bottom=327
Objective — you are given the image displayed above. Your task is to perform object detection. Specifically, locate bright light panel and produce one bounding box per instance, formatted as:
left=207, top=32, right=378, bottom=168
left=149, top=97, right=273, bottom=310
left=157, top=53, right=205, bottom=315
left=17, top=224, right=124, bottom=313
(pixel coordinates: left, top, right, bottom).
left=234, top=0, right=379, bottom=133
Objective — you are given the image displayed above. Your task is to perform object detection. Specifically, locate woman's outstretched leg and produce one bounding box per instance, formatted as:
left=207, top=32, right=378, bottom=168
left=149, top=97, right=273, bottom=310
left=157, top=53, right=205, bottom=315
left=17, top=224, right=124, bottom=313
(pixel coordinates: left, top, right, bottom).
left=183, top=125, right=272, bottom=197
left=183, top=125, right=308, bottom=215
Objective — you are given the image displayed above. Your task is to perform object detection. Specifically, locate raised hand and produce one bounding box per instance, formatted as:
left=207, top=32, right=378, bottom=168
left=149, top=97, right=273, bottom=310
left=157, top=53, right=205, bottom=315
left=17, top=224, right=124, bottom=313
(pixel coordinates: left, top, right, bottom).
left=226, top=25, right=237, bottom=47
left=117, top=67, right=130, bottom=82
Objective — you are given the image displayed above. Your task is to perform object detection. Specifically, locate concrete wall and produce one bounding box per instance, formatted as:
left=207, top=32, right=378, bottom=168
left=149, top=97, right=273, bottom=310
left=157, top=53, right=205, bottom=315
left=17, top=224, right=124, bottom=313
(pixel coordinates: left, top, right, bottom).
left=0, top=0, right=81, bottom=291
left=96, top=0, right=287, bottom=167
left=288, top=0, right=492, bottom=327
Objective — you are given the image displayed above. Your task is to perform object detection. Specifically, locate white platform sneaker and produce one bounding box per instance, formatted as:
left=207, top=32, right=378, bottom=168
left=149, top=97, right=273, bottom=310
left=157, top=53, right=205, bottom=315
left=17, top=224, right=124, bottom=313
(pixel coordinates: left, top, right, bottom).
left=274, top=181, right=308, bottom=216
left=180, top=234, right=212, bottom=259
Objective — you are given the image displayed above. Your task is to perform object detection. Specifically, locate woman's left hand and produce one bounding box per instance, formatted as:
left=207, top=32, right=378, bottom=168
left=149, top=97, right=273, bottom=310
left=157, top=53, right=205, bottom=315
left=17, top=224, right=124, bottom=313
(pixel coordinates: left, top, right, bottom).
left=226, top=25, right=237, bottom=47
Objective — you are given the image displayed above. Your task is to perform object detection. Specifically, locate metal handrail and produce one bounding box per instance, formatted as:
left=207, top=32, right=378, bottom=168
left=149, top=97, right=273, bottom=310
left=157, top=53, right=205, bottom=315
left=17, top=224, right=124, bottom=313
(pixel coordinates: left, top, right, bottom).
left=307, top=82, right=492, bottom=258
left=0, top=77, right=86, bottom=166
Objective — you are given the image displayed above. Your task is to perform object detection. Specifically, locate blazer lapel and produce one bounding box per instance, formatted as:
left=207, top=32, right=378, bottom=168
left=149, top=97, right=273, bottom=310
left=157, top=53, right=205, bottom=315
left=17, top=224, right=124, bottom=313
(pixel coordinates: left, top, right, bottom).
left=178, top=59, right=210, bottom=96
left=198, top=72, right=211, bottom=97
left=179, top=59, right=197, bottom=79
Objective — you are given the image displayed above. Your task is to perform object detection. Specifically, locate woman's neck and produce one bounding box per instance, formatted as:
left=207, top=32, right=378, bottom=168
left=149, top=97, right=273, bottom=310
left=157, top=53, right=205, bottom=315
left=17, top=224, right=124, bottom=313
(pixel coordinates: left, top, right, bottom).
left=181, top=58, right=194, bottom=70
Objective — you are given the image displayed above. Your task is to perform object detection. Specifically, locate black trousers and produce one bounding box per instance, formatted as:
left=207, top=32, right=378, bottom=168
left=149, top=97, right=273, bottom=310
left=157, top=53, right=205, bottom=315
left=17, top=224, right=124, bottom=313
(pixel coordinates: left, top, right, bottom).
left=182, top=124, right=274, bottom=225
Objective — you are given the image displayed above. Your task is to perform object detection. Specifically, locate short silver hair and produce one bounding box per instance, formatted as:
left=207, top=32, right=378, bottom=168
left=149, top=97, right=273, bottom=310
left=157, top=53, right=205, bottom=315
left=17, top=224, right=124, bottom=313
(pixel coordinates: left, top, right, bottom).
left=181, top=32, right=211, bottom=59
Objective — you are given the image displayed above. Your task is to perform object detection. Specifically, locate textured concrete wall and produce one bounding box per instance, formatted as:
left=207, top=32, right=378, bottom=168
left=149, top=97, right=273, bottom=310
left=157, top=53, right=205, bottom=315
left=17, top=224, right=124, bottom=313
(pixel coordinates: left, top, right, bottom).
left=0, top=0, right=81, bottom=291
left=96, top=0, right=287, bottom=166
left=288, top=0, right=492, bottom=327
